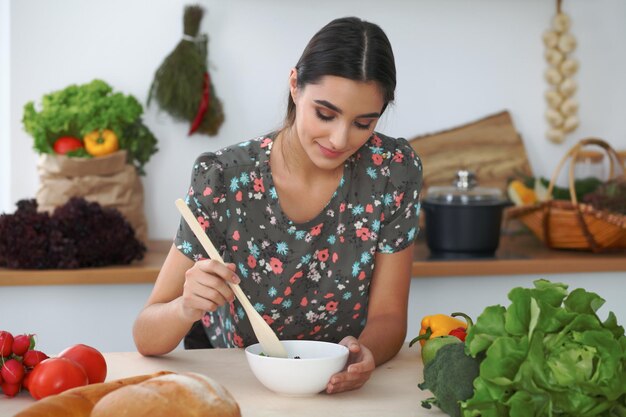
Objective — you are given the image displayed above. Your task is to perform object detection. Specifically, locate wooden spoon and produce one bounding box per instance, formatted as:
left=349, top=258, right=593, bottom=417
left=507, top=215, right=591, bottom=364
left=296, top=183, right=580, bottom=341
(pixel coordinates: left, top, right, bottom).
left=175, top=199, right=288, bottom=358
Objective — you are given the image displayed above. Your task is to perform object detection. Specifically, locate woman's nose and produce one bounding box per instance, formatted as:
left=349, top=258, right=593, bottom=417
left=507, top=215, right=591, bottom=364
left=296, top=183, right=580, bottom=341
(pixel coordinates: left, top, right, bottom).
left=329, top=125, right=350, bottom=150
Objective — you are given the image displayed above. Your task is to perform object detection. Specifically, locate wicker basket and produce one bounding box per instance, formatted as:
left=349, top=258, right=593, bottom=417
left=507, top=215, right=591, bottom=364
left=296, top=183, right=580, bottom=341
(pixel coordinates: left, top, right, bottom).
left=506, top=138, right=626, bottom=252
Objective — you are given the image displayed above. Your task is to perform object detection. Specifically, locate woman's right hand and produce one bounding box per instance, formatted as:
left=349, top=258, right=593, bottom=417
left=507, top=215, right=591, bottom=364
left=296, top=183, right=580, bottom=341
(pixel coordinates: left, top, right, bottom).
left=178, top=260, right=241, bottom=322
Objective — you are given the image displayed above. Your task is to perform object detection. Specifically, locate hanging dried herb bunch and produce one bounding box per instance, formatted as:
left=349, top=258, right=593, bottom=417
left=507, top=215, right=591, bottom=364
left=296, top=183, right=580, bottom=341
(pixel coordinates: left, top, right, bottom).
left=148, top=4, right=224, bottom=136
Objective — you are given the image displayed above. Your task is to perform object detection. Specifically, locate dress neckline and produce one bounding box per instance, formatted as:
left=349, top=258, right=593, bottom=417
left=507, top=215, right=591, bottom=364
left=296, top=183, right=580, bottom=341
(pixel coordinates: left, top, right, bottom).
left=258, top=132, right=353, bottom=229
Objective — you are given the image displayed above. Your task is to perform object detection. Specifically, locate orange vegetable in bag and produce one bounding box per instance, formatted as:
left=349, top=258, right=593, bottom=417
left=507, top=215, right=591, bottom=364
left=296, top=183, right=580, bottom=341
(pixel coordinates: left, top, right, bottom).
left=83, top=129, right=119, bottom=157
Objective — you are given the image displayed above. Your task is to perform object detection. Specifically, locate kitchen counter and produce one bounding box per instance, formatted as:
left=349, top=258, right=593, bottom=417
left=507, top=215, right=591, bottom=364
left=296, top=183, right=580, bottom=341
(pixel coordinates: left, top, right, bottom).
left=0, top=232, right=624, bottom=286
left=411, top=232, right=626, bottom=277
left=4, top=344, right=442, bottom=417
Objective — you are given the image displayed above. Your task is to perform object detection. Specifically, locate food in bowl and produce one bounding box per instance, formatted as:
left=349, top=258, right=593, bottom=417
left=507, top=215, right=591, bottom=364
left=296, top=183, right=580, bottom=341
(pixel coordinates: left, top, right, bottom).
left=245, top=340, right=349, bottom=396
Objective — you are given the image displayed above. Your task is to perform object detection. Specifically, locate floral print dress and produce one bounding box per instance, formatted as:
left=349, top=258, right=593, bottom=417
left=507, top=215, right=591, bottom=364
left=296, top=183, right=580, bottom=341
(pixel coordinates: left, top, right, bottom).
left=175, top=131, right=422, bottom=348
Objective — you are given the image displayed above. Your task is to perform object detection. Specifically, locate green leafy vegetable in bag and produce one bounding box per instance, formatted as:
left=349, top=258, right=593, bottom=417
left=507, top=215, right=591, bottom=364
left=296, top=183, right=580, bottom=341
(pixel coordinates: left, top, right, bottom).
left=461, top=279, right=626, bottom=417
left=22, top=79, right=158, bottom=175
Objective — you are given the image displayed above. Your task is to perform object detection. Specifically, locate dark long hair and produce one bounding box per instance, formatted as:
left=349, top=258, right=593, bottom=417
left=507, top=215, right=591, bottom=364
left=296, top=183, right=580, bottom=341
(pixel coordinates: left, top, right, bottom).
left=284, top=17, right=396, bottom=128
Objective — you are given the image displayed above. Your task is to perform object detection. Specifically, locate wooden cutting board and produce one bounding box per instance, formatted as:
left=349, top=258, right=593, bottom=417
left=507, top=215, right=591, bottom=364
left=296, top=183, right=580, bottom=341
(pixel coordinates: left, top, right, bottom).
left=408, top=111, right=533, bottom=193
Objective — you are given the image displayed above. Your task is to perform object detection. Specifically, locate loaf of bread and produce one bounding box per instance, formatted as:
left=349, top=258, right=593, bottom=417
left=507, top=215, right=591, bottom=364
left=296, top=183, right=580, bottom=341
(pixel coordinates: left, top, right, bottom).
left=15, top=371, right=241, bottom=417
left=14, top=372, right=172, bottom=417
left=91, top=372, right=240, bottom=417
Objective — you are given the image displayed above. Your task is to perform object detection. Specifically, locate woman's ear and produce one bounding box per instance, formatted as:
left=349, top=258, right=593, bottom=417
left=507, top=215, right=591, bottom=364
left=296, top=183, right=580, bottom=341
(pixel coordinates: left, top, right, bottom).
left=288, top=68, right=298, bottom=101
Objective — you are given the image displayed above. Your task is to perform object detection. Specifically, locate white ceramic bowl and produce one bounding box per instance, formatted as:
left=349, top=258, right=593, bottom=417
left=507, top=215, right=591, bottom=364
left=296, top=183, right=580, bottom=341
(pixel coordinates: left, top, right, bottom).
left=245, top=340, right=349, bottom=396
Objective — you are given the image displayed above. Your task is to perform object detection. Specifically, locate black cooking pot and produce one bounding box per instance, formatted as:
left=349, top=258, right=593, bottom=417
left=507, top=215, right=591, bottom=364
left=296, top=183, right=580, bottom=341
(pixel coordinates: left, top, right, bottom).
left=422, top=170, right=512, bottom=256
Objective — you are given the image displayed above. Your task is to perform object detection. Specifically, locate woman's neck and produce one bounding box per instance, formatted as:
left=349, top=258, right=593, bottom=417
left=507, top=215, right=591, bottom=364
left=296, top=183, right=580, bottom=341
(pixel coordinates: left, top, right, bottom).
left=272, top=127, right=342, bottom=185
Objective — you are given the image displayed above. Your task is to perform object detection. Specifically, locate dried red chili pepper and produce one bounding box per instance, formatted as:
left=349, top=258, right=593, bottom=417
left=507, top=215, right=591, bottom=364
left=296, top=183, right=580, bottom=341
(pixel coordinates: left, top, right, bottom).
left=188, top=72, right=210, bottom=135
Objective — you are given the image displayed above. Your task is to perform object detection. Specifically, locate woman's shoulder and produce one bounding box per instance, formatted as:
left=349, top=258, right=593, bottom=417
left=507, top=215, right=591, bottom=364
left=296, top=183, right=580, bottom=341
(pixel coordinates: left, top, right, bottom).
left=193, top=132, right=275, bottom=171
left=358, top=132, right=422, bottom=171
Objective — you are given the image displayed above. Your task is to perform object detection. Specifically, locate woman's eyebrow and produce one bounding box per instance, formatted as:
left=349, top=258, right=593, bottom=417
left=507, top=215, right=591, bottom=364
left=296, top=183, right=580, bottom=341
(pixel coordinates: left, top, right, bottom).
left=314, top=100, right=380, bottom=118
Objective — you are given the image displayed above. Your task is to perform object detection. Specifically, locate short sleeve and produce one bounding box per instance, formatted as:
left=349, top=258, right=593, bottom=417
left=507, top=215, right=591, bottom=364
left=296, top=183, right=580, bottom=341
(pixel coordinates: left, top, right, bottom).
left=376, top=139, right=423, bottom=254
left=174, top=153, right=228, bottom=261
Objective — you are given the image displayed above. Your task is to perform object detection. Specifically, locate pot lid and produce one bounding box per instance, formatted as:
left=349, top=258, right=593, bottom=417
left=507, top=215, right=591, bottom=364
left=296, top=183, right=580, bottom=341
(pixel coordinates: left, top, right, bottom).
left=425, top=170, right=505, bottom=205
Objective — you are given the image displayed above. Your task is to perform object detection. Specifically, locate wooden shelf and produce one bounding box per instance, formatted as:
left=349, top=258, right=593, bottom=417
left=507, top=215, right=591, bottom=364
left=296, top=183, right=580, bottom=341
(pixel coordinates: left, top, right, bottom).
left=1, top=233, right=624, bottom=286
left=0, top=241, right=171, bottom=286
left=412, top=232, right=626, bottom=277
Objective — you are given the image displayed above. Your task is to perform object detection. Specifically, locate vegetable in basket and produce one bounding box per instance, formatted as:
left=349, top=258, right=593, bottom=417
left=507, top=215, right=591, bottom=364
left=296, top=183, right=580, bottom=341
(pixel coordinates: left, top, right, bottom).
left=583, top=178, right=626, bottom=215
left=511, top=175, right=603, bottom=205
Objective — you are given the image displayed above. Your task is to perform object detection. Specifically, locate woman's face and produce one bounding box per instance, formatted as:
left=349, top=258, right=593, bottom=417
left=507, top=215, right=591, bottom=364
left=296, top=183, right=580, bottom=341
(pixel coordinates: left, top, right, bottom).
left=289, top=72, right=385, bottom=172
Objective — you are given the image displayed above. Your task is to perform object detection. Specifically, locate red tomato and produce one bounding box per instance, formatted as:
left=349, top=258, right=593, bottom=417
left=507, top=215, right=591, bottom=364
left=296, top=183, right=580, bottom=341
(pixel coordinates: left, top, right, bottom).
left=53, top=136, right=84, bottom=154
left=28, top=357, right=88, bottom=400
left=58, top=344, right=107, bottom=384
left=22, top=369, right=32, bottom=391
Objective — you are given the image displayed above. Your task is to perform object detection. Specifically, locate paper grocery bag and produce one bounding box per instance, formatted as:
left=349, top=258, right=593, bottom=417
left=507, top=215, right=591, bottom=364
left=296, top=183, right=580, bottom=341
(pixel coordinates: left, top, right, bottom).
left=36, top=150, right=148, bottom=243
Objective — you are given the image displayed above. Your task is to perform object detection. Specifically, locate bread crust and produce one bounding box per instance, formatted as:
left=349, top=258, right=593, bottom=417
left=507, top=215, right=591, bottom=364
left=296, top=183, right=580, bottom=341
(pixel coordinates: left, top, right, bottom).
left=91, top=372, right=241, bottom=417
left=15, top=371, right=241, bottom=417
left=14, top=372, right=172, bottom=417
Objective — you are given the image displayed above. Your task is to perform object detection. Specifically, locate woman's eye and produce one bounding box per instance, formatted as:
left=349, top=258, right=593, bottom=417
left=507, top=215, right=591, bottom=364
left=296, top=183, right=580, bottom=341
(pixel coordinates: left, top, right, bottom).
left=315, top=108, right=372, bottom=130
left=315, top=109, right=334, bottom=122
left=354, top=120, right=373, bottom=130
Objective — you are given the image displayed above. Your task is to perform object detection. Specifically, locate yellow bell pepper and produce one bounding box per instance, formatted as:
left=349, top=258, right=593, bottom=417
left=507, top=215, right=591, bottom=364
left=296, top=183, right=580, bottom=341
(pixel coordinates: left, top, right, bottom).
left=409, top=313, right=468, bottom=347
left=84, top=129, right=119, bottom=157
left=507, top=180, right=537, bottom=206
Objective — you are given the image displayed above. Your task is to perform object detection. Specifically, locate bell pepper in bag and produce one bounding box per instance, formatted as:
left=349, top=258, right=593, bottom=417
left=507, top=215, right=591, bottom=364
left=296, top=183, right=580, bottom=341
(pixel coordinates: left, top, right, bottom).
left=84, top=129, right=119, bottom=157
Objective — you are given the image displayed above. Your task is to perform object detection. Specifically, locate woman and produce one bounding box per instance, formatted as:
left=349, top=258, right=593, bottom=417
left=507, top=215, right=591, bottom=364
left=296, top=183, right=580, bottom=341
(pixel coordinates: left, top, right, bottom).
left=133, top=16, right=422, bottom=394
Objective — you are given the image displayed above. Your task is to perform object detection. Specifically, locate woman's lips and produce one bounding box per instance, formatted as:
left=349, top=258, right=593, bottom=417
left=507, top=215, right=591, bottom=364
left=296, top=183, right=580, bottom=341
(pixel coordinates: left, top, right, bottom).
left=318, top=143, right=344, bottom=159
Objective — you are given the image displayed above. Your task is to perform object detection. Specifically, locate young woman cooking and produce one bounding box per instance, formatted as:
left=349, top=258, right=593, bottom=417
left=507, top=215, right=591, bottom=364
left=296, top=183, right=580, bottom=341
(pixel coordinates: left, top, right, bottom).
left=133, top=16, right=422, bottom=394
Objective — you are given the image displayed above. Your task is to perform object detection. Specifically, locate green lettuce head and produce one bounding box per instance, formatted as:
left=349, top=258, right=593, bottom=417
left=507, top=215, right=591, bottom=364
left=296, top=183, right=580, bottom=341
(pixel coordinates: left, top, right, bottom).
left=462, top=279, right=626, bottom=417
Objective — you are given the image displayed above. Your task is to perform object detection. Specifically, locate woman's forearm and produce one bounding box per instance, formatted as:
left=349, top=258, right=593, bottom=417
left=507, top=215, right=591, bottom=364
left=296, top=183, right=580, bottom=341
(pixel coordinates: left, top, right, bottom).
left=358, top=314, right=407, bottom=366
left=133, top=297, right=196, bottom=356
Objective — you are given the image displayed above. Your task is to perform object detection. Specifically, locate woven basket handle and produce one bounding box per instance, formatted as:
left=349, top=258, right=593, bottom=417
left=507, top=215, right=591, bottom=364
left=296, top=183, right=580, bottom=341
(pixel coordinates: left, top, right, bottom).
left=546, top=138, right=624, bottom=205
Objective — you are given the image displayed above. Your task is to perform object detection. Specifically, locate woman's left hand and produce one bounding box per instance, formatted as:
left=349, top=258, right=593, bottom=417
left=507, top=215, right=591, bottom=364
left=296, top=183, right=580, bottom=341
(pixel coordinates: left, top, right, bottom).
left=326, top=336, right=375, bottom=394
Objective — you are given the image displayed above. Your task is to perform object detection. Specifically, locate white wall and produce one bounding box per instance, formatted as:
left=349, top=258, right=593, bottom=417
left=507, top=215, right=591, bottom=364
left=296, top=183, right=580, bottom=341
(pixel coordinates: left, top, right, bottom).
left=0, top=0, right=10, bottom=212
left=0, top=272, right=623, bottom=354
left=1, top=1, right=625, bottom=354
left=4, top=0, right=626, bottom=235
left=0, top=284, right=154, bottom=354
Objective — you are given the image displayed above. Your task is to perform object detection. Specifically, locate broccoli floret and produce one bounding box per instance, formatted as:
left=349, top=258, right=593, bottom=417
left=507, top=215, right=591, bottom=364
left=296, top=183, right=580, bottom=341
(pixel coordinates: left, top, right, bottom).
left=418, top=343, right=481, bottom=417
